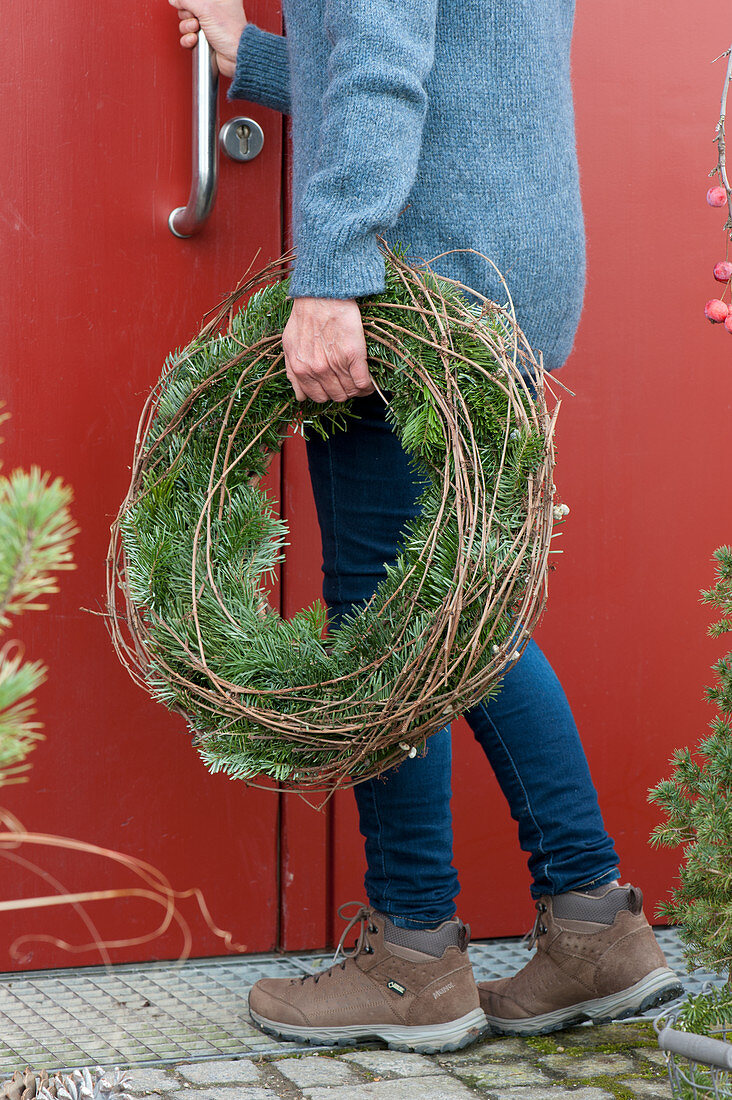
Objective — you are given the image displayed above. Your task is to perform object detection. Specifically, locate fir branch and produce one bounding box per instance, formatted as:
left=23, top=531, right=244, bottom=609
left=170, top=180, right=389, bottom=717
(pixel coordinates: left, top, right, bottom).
left=0, top=641, right=45, bottom=786
left=0, top=467, right=78, bottom=631
left=0, top=425, right=77, bottom=787
left=648, top=548, right=732, bottom=980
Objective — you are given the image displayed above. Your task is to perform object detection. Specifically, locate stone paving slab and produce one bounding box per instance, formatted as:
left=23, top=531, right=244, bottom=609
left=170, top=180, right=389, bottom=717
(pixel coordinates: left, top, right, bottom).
left=637, top=1049, right=669, bottom=1068
left=539, top=1051, right=637, bottom=1076
left=495, top=1091, right=617, bottom=1100
left=619, top=1082, right=673, bottom=1099
left=486, top=1091, right=615, bottom=1100
left=339, top=1050, right=446, bottom=1077
left=125, top=1068, right=179, bottom=1094
left=274, top=1056, right=358, bottom=1088
left=440, top=1038, right=528, bottom=1065
left=303, top=1078, right=476, bottom=1099
left=178, top=1060, right=262, bottom=1084
left=450, top=1061, right=549, bottom=1088
left=170, top=1090, right=276, bottom=1100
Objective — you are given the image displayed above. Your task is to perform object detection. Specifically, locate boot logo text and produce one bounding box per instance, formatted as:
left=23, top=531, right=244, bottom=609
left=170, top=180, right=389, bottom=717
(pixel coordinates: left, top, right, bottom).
left=433, top=981, right=455, bottom=1000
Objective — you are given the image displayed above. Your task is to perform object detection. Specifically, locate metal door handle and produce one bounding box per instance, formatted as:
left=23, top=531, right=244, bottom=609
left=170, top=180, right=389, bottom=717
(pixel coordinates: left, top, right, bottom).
left=169, top=31, right=219, bottom=238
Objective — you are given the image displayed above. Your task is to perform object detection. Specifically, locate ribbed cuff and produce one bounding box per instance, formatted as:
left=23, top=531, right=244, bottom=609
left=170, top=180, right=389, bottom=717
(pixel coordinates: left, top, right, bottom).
left=227, top=23, right=290, bottom=116
left=288, top=225, right=386, bottom=300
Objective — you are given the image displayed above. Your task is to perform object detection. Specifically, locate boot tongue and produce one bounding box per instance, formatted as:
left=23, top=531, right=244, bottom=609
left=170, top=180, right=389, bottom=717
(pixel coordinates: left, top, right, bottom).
left=627, top=885, right=643, bottom=914
left=552, top=885, right=637, bottom=925
left=381, top=915, right=465, bottom=957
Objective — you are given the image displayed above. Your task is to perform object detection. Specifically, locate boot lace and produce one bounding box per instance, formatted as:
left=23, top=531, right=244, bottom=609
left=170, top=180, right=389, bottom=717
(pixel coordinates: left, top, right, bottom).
left=298, top=902, right=377, bottom=985
left=521, top=900, right=548, bottom=951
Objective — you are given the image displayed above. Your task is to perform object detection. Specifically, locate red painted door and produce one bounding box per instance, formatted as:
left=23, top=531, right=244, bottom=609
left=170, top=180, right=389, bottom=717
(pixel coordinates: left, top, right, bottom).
left=5, top=0, right=729, bottom=969
left=280, top=0, right=732, bottom=944
left=1, top=0, right=285, bottom=969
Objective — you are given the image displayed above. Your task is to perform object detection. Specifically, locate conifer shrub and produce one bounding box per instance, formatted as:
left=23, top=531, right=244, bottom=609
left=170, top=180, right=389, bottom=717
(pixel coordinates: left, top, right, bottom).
left=649, top=546, right=732, bottom=1023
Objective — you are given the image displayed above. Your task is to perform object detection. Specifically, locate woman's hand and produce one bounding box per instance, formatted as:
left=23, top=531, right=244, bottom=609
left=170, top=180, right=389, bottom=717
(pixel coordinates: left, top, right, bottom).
left=282, top=299, right=376, bottom=403
left=169, top=0, right=247, bottom=79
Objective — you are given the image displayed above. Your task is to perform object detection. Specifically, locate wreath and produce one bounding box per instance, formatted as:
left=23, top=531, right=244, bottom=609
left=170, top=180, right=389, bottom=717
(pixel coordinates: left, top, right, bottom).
left=107, top=245, right=558, bottom=790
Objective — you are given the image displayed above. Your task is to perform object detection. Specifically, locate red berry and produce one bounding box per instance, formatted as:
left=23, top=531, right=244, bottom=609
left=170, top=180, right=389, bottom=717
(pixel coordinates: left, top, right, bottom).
left=725, top=314, right=732, bottom=334
left=705, top=298, right=729, bottom=323
left=707, top=186, right=727, bottom=207
left=714, top=261, right=732, bottom=282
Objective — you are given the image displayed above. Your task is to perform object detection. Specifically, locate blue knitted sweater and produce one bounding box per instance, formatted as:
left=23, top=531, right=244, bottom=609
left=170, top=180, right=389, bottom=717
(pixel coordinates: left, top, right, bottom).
left=229, top=0, right=585, bottom=372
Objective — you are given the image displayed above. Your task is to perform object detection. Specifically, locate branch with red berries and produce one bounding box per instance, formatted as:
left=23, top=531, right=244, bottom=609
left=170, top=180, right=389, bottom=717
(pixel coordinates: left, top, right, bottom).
left=705, top=44, right=732, bottom=331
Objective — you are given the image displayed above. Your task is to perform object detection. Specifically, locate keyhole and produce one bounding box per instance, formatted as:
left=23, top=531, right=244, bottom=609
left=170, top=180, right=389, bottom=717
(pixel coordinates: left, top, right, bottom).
left=236, top=123, right=251, bottom=157
left=220, top=117, right=264, bottom=162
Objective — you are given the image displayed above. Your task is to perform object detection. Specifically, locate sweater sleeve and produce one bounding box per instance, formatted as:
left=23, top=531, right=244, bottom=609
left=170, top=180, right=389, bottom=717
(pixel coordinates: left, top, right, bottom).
left=227, top=23, right=291, bottom=116
left=287, top=0, right=438, bottom=300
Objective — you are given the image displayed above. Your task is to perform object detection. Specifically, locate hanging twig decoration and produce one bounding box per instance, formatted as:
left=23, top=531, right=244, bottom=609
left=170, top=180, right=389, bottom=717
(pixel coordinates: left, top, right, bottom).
left=704, top=44, right=732, bottom=325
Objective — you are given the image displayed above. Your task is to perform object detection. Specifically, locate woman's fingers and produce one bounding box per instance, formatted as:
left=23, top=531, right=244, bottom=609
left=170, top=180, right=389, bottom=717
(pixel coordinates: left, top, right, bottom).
left=176, top=11, right=200, bottom=48
left=169, top=3, right=200, bottom=46
left=314, top=366, right=351, bottom=403
left=168, top=0, right=247, bottom=75
left=285, top=366, right=329, bottom=404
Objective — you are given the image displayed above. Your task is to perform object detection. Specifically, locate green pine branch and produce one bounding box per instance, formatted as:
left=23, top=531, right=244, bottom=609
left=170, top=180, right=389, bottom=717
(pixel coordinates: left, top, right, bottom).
left=0, top=467, right=77, bottom=630
left=0, top=422, right=77, bottom=787
left=0, top=643, right=46, bottom=785
left=648, top=546, right=732, bottom=981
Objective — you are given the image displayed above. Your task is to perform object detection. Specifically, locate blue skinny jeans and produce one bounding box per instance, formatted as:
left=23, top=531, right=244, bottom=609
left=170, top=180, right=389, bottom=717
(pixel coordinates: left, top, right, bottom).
left=304, top=393, right=619, bottom=928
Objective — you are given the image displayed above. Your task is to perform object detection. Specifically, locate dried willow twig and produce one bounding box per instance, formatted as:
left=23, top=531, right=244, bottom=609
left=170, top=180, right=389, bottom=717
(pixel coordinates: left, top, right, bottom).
left=0, top=819, right=247, bottom=966
left=105, top=243, right=562, bottom=794
left=712, top=44, right=732, bottom=235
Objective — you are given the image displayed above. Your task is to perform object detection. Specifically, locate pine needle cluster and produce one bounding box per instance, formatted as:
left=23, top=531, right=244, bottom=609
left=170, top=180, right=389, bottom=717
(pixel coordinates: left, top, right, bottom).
left=110, top=247, right=557, bottom=789
left=0, top=410, right=77, bottom=787
left=649, top=545, right=732, bottom=981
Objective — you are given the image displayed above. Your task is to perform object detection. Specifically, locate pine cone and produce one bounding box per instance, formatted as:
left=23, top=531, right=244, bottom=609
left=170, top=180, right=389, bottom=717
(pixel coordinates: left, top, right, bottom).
left=0, top=1067, right=51, bottom=1099
left=1, top=1069, right=130, bottom=1100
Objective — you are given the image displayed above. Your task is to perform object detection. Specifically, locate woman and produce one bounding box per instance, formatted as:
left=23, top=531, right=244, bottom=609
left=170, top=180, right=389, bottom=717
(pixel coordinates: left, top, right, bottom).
left=170, top=0, right=681, bottom=1051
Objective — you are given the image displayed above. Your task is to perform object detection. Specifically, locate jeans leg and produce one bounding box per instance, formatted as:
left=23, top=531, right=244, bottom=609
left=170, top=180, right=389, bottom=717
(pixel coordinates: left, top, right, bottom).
left=304, top=393, right=619, bottom=916
left=354, top=726, right=459, bottom=927
left=305, top=395, right=459, bottom=926
left=464, top=640, right=620, bottom=898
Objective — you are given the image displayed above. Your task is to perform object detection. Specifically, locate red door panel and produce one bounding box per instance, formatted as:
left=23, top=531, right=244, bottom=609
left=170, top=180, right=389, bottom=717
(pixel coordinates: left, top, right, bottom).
left=278, top=437, right=332, bottom=950
left=1, top=0, right=284, bottom=969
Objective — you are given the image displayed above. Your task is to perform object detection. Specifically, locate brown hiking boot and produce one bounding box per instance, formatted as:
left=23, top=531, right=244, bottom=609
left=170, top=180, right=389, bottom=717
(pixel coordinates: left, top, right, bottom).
left=248, top=902, right=488, bottom=1053
left=478, top=883, right=683, bottom=1036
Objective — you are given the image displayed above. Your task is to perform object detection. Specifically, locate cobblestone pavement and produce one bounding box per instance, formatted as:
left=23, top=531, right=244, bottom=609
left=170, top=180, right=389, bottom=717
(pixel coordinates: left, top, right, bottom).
left=122, top=1022, right=674, bottom=1100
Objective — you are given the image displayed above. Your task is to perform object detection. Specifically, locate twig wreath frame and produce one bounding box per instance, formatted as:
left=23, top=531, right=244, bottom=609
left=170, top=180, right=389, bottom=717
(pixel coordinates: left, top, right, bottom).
left=106, top=244, right=559, bottom=791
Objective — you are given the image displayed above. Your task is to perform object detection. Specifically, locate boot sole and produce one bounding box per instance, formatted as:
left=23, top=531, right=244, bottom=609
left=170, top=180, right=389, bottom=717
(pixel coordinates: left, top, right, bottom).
left=483, top=967, right=684, bottom=1037
left=249, top=1005, right=489, bottom=1054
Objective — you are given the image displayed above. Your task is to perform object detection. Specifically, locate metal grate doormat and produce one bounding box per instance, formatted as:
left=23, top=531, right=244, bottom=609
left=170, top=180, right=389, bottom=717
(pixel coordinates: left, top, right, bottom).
left=0, top=929, right=721, bottom=1075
